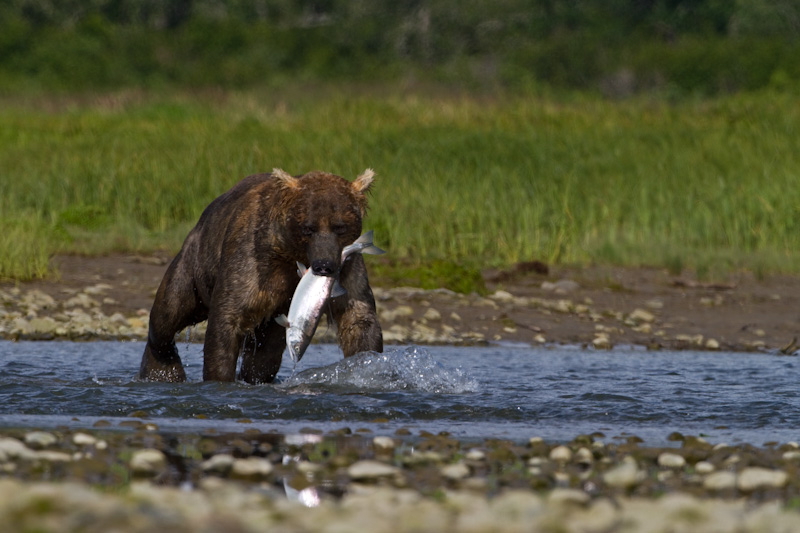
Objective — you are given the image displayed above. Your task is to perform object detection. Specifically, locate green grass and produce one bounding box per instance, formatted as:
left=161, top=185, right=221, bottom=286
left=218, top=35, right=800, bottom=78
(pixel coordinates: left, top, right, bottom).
left=1, top=85, right=799, bottom=284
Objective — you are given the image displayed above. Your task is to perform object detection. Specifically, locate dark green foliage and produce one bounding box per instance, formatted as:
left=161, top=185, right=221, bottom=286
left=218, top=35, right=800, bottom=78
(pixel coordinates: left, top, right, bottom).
left=1, top=0, right=799, bottom=95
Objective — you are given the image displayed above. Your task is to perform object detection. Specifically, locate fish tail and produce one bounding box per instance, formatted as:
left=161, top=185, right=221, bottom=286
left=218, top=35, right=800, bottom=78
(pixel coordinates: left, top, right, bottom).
left=353, top=230, right=374, bottom=245
left=355, top=230, right=386, bottom=255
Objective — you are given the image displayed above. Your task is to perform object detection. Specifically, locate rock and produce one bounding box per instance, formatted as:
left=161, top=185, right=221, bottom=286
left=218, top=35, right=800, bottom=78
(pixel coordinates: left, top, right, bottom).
left=201, top=454, right=235, bottom=475
left=705, top=338, right=720, bottom=349
left=21, top=289, right=56, bottom=310
left=703, top=471, right=737, bottom=491
left=129, top=449, right=167, bottom=476
left=29, top=317, right=58, bottom=334
left=63, top=293, right=100, bottom=309
left=0, top=437, right=37, bottom=460
left=548, top=488, right=590, bottom=506
left=629, top=308, right=655, bottom=323
left=465, top=449, right=486, bottom=461
left=575, top=447, right=594, bottom=466
left=440, top=462, right=470, bottom=481
left=84, top=283, right=113, bottom=295
left=422, top=308, right=441, bottom=321
left=542, top=280, right=580, bottom=293
left=490, top=290, right=514, bottom=303
left=24, top=431, right=58, bottom=449
left=380, top=305, right=414, bottom=322
left=549, top=445, right=572, bottom=463
left=11, top=318, right=31, bottom=335
left=72, top=432, right=98, bottom=446
left=347, top=460, right=399, bottom=480
left=592, top=335, right=612, bottom=349
left=645, top=299, right=664, bottom=309
left=35, top=451, right=72, bottom=463
left=657, top=452, right=686, bottom=469
left=737, top=467, right=788, bottom=491
left=603, top=457, right=644, bottom=489
left=695, top=461, right=715, bottom=474
left=231, top=457, right=273, bottom=480
left=373, top=436, right=395, bottom=450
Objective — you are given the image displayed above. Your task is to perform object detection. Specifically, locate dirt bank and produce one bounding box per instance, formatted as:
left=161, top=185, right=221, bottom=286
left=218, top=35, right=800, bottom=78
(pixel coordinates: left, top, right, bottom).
left=1, top=254, right=798, bottom=353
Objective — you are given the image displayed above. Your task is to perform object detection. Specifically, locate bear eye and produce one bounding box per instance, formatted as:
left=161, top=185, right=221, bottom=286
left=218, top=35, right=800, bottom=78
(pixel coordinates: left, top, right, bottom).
left=301, top=225, right=315, bottom=237
left=332, top=224, right=347, bottom=236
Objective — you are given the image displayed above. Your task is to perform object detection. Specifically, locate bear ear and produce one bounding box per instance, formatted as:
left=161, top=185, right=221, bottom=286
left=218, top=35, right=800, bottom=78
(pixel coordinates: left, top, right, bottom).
left=273, top=168, right=300, bottom=190
left=351, top=168, right=375, bottom=194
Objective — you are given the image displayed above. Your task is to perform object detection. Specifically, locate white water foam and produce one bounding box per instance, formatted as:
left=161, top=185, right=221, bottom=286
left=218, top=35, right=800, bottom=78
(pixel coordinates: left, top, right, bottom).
left=282, top=346, right=478, bottom=394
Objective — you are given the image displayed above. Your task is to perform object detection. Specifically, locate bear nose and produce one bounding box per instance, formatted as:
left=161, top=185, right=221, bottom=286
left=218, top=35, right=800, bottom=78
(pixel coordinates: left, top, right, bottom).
left=311, top=259, right=336, bottom=277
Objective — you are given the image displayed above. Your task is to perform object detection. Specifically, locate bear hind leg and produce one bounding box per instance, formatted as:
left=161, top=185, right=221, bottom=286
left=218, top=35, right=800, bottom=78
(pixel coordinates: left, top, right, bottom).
left=139, top=261, right=206, bottom=382
left=239, top=318, right=285, bottom=384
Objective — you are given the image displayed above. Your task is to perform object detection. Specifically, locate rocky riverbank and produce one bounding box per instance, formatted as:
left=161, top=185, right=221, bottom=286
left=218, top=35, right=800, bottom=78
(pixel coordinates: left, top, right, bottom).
left=3, top=426, right=800, bottom=532
left=1, top=254, right=799, bottom=354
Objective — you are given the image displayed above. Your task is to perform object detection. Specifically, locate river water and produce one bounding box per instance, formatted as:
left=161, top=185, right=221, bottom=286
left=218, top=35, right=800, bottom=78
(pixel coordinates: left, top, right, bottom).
left=1, top=340, right=798, bottom=446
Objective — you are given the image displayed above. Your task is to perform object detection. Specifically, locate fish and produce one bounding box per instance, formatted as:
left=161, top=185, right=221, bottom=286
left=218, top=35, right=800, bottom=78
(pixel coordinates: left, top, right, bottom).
left=275, top=230, right=385, bottom=364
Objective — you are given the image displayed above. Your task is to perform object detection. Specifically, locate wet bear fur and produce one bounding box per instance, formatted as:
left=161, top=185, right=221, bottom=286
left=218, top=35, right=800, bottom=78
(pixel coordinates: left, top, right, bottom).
left=138, top=169, right=383, bottom=383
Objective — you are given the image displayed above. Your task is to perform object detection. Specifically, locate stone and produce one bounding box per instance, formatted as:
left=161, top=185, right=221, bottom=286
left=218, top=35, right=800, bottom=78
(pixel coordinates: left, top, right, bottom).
left=703, top=471, right=737, bottom=492
left=737, top=467, right=788, bottom=491
left=441, top=462, right=471, bottom=481
left=35, top=451, right=72, bottom=463
left=782, top=450, right=800, bottom=461
left=373, top=436, right=395, bottom=450
left=380, top=305, right=414, bottom=322
left=465, top=449, right=486, bottom=461
left=657, top=452, right=686, bottom=469
left=11, top=318, right=31, bottom=335
left=549, top=445, right=572, bottom=463
left=72, top=432, right=98, bottom=446
left=231, top=457, right=273, bottom=480
left=592, top=335, right=612, bottom=349
left=0, top=437, right=37, bottom=460
left=542, top=280, right=580, bottom=293
left=575, top=447, right=594, bottom=466
left=705, top=338, right=720, bottom=349
left=629, top=308, right=655, bottom=323
left=695, top=461, right=715, bottom=474
left=603, top=457, right=644, bottom=489
left=347, top=460, right=399, bottom=480
left=130, top=449, right=167, bottom=476
left=29, top=317, right=58, bottom=334
left=24, top=431, right=58, bottom=449
left=201, top=454, right=235, bottom=475
left=490, top=290, right=514, bottom=303
left=422, top=308, right=441, bottom=321
left=548, top=488, right=590, bottom=506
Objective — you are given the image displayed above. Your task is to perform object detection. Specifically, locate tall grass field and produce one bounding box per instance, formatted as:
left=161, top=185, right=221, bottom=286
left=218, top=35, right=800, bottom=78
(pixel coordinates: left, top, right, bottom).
left=1, top=87, right=798, bottom=285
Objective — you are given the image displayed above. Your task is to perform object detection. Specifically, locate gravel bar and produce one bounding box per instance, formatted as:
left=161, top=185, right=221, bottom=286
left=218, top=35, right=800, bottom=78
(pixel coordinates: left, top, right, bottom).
left=3, top=426, right=800, bottom=532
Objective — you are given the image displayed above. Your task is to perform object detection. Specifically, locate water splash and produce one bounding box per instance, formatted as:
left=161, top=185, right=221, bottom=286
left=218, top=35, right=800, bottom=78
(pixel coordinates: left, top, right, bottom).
left=281, top=346, right=479, bottom=394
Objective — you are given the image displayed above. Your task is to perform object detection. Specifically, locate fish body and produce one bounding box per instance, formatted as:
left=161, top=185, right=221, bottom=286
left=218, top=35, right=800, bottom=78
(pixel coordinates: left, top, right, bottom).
left=276, top=231, right=385, bottom=363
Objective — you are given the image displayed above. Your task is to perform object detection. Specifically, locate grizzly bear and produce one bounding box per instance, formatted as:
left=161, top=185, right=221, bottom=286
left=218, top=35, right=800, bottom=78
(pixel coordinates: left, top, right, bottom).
left=138, top=169, right=383, bottom=383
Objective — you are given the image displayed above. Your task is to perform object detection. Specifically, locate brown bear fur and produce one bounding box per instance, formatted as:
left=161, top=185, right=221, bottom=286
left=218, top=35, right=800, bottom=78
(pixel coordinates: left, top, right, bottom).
left=138, top=169, right=383, bottom=383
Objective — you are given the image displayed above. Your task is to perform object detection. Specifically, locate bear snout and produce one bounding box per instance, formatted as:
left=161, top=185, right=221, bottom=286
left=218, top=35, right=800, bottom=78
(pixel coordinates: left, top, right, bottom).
left=311, top=258, right=337, bottom=276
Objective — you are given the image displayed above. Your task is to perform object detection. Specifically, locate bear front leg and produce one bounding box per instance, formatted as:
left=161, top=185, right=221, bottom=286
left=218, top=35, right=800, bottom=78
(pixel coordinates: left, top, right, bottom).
left=203, top=307, right=246, bottom=381
left=332, top=255, right=383, bottom=357
left=239, top=318, right=286, bottom=384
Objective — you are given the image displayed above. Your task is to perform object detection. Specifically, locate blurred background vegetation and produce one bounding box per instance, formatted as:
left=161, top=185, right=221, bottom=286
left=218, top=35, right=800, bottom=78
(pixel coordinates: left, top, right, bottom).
left=1, top=0, right=799, bottom=95
left=1, top=1, right=799, bottom=289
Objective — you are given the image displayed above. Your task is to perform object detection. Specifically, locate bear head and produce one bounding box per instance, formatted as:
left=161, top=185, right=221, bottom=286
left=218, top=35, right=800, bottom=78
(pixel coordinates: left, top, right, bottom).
left=272, top=168, right=374, bottom=277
